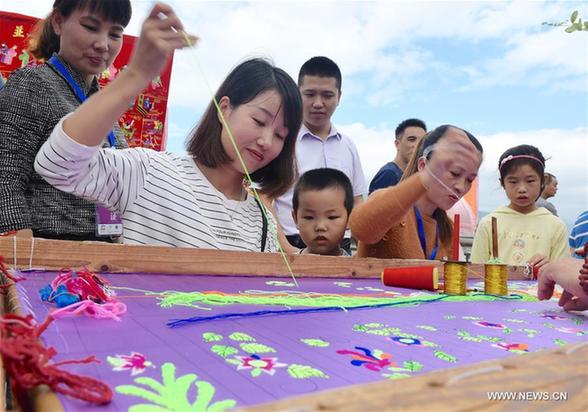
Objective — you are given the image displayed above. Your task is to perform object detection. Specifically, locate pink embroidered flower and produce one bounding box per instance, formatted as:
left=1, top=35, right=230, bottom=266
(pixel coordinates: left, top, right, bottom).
left=492, top=342, right=529, bottom=353
left=336, top=346, right=395, bottom=372
left=107, top=352, right=154, bottom=376
left=231, top=354, right=287, bottom=376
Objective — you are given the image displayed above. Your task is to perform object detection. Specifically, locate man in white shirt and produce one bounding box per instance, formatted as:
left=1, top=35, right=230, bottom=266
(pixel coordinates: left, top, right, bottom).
left=274, top=56, right=367, bottom=253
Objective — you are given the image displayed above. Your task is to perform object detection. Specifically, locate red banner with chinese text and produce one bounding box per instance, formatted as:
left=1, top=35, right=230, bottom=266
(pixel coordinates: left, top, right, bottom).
left=0, top=11, right=172, bottom=151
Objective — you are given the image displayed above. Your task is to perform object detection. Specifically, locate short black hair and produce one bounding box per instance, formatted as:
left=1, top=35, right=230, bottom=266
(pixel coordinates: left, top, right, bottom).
left=186, top=58, right=302, bottom=199
left=498, top=144, right=545, bottom=186
left=298, top=56, right=342, bottom=91
left=292, top=168, right=353, bottom=215
left=395, top=118, right=427, bottom=140
left=30, top=0, right=132, bottom=59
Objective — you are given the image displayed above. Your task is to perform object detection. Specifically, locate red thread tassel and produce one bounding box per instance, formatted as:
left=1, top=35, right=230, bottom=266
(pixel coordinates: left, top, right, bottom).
left=0, top=313, right=112, bottom=405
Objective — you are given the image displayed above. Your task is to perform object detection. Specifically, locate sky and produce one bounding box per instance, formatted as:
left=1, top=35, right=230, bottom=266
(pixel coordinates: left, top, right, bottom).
left=5, top=0, right=588, bottom=226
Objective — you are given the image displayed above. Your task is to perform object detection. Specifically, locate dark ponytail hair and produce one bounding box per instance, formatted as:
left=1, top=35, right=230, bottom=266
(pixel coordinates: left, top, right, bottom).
left=402, top=125, right=483, bottom=247
left=29, top=0, right=132, bottom=60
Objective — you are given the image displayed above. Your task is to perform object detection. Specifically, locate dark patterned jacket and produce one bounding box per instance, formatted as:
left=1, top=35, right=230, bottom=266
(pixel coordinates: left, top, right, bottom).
left=0, top=55, right=127, bottom=239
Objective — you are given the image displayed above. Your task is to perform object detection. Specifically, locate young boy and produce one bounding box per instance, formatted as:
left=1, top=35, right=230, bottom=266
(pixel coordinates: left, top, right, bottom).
left=292, top=168, right=353, bottom=256
left=274, top=56, right=367, bottom=254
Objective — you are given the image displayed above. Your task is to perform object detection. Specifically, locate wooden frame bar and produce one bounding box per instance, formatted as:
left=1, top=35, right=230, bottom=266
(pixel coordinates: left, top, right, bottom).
left=243, top=343, right=588, bottom=411
left=0, top=237, right=528, bottom=279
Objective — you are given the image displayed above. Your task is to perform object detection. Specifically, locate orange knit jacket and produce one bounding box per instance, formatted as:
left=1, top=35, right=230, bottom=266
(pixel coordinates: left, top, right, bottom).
left=350, top=174, right=453, bottom=260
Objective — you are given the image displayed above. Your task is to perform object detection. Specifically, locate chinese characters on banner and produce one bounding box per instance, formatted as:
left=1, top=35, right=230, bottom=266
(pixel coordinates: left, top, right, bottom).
left=0, top=11, right=173, bottom=151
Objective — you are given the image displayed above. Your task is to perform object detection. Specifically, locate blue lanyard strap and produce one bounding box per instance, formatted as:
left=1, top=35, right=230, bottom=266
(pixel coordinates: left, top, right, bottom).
left=49, top=56, right=116, bottom=148
left=414, top=206, right=439, bottom=260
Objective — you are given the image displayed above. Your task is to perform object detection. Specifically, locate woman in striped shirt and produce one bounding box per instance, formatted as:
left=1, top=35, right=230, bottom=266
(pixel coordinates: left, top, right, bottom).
left=35, top=3, right=302, bottom=252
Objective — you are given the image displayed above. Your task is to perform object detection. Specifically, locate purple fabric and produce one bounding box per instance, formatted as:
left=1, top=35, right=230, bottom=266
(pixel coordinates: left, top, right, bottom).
left=13, top=271, right=588, bottom=411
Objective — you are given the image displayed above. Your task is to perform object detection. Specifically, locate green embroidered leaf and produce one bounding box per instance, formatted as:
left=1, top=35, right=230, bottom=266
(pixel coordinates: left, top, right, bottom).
left=434, top=351, right=457, bottom=363
left=229, top=332, right=255, bottom=342
left=519, top=328, right=539, bottom=337
left=202, top=333, right=223, bottom=342
left=364, top=323, right=385, bottom=328
left=240, top=343, right=276, bottom=354
left=402, top=361, right=423, bottom=372
left=573, top=318, right=584, bottom=325
left=387, top=367, right=410, bottom=372
left=211, top=345, right=239, bottom=358
left=543, top=322, right=555, bottom=329
left=300, top=338, right=330, bottom=347
left=444, top=315, right=456, bottom=320
left=457, top=330, right=471, bottom=338
left=554, top=339, right=567, bottom=346
left=422, top=340, right=439, bottom=347
left=416, top=325, right=437, bottom=331
left=225, top=358, right=242, bottom=366
left=365, top=329, right=393, bottom=336
left=503, top=327, right=513, bottom=335
left=287, top=364, right=328, bottom=379
left=384, top=373, right=411, bottom=380
left=353, top=324, right=369, bottom=332
left=116, top=362, right=236, bottom=412
left=251, top=368, right=262, bottom=377
left=394, top=332, right=421, bottom=339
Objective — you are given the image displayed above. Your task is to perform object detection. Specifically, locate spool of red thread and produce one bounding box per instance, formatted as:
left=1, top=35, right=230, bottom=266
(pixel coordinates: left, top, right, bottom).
left=381, top=266, right=439, bottom=291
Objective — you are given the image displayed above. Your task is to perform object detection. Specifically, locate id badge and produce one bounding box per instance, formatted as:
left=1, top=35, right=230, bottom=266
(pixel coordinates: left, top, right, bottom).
left=96, top=206, right=123, bottom=236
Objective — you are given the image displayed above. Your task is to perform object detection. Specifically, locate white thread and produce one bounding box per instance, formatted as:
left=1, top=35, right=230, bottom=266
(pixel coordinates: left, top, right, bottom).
left=12, top=235, right=16, bottom=270
left=28, top=237, right=35, bottom=270
left=423, top=160, right=462, bottom=200
left=445, top=364, right=504, bottom=385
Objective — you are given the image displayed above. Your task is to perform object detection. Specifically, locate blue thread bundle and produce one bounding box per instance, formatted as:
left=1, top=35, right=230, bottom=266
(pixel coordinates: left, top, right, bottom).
left=39, top=284, right=80, bottom=308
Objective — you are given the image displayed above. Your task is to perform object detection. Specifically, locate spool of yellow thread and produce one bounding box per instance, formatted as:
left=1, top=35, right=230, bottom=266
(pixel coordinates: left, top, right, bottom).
left=484, top=263, right=508, bottom=295
left=443, top=262, right=467, bottom=295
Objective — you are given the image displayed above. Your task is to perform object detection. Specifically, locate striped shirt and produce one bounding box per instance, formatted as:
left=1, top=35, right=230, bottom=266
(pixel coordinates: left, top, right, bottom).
left=35, top=116, right=277, bottom=252
left=570, top=210, right=588, bottom=258
left=0, top=55, right=127, bottom=238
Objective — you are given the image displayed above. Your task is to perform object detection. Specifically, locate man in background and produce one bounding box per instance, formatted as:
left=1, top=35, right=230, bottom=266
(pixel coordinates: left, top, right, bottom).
left=369, top=118, right=426, bottom=194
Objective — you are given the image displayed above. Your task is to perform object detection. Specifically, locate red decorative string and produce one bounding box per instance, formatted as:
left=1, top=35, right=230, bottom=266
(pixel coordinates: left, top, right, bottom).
left=0, top=256, right=26, bottom=294
left=0, top=313, right=112, bottom=405
left=51, top=267, right=110, bottom=302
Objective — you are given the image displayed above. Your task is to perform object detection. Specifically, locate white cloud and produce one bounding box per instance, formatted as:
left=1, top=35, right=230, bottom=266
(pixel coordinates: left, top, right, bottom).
left=459, top=29, right=588, bottom=92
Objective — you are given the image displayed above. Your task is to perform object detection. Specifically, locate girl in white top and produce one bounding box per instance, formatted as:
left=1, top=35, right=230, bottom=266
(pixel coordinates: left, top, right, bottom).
left=35, top=3, right=302, bottom=252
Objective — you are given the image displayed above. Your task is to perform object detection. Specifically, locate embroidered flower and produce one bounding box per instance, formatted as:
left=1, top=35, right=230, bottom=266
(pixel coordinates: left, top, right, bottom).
left=336, top=346, right=395, bottom=372
left=107, top=352, right=154, bottom=376
left=492, top=342, right=529, bottom=353
left=389, top=337, right=423, bottom=347
left=474, top=321, right=506, bottom=329
left=229, top=354, right=287, bottom=376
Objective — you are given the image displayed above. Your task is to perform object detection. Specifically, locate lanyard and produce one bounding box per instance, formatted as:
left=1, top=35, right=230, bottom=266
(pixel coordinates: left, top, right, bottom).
left=49, top=56, right=116, bottom=147
left=414, top=206, right=439, bottom=260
